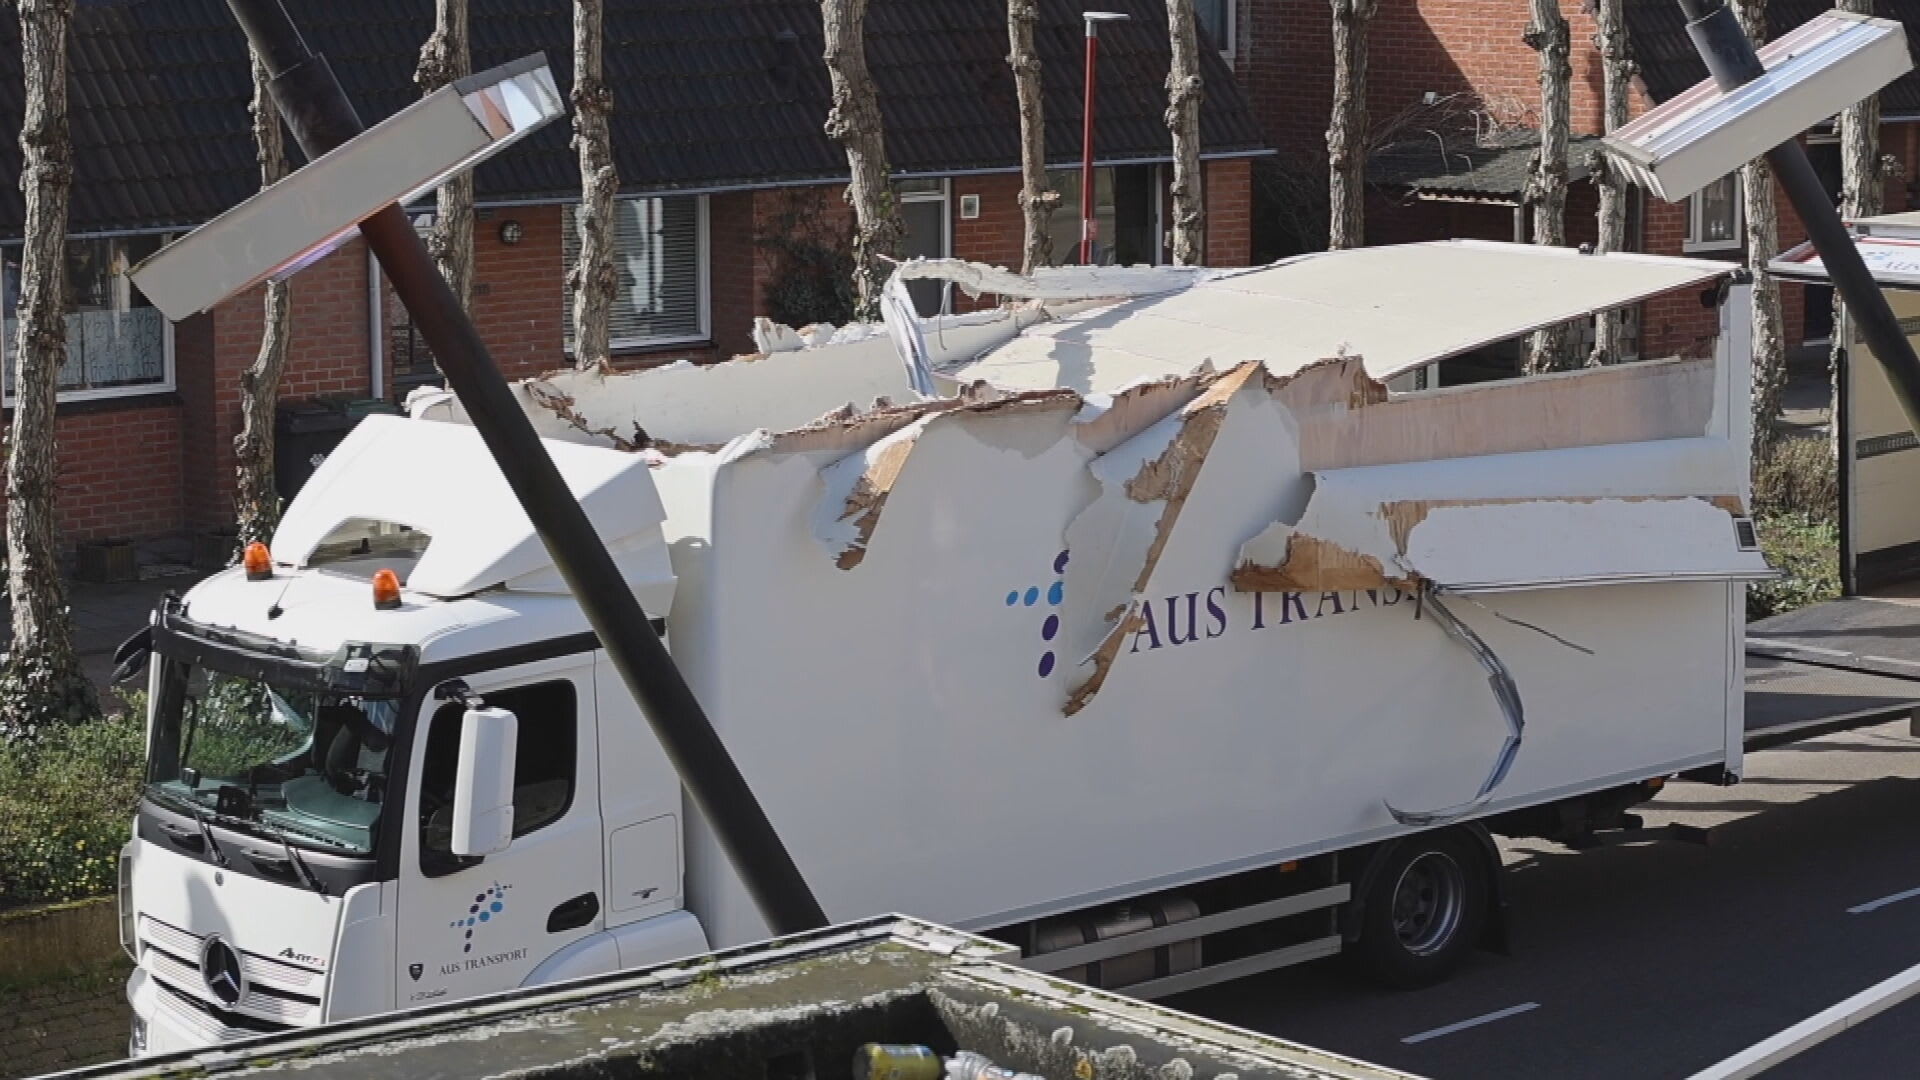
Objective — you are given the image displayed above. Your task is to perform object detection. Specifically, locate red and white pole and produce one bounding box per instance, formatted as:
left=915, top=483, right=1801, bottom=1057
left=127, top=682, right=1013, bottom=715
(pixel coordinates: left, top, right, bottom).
left=1080, top=12, right=1129, bottom=265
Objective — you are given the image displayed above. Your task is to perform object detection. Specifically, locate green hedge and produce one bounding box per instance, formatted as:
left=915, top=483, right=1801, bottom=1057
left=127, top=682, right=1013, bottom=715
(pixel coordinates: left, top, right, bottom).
left=0, top=699, right=145, bottom=907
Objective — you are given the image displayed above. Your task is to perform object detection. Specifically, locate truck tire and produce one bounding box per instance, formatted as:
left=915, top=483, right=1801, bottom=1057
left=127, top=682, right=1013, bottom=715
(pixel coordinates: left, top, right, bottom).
left=1351, top=828, right=1490, bottom=989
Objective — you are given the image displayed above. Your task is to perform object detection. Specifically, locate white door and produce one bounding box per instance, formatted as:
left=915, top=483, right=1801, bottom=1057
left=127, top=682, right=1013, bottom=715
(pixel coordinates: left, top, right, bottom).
left=393, top=656, right=604, bottom=1009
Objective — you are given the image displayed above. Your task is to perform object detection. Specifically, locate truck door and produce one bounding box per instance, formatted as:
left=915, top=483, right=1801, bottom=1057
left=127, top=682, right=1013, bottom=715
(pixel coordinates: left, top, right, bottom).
left=394, top=656, right=603, bottom=1009
left=1841, top=287, right=1920, bottom=594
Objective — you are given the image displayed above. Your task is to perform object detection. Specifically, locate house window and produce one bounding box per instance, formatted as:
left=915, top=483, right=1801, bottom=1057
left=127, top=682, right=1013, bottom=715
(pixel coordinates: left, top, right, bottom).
left=419, top=680, right=579, bottom=877
left=563, top=195, right=709, bottom=352
left=1, top=233, right=175, bottom=404
left=1046, top=165, right=1165, bottom=267
left=1685, top=174, right=1743, bottom=252
left=1196, top=0, right=1235, bottom=57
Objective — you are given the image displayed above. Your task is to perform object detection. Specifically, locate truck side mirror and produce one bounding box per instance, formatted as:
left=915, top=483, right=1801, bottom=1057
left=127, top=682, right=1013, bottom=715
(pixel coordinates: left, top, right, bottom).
left=451, top=707, right=518, bottom=857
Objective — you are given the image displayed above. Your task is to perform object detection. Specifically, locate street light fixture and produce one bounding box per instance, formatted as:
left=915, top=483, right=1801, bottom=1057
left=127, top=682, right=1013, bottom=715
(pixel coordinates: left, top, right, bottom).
left=1079, top=11, right=1130, bottom=265
left=131, top=54, right=563, bottom=320
left=1600, top=3, right=1920, bottom=438
left=1603, top=11, right=1909, bottom=203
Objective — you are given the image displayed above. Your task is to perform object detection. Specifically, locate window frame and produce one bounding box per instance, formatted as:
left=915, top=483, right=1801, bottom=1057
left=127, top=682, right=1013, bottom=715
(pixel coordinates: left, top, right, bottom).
left=563, top=194, right=712, bottom=356
left=1, top=233, right=179, bottom=407
left=417, top=677, right=581, bottom=878
left=1684, top=174, right=1744, bottom=254
left=1198, top=0, right=1236, bottom=60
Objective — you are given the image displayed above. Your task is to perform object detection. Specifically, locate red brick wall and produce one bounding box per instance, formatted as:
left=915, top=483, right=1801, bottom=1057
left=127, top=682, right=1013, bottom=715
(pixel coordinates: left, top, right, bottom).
left=2, top=398, right=187, bottom=546
left=1243, top=0, right=1631, bottom=168
left=475, top=205, right=567, bottom=380
left=199, top=238, right=373, bottom=531
left=1206, top=158, right=1254, bottom=266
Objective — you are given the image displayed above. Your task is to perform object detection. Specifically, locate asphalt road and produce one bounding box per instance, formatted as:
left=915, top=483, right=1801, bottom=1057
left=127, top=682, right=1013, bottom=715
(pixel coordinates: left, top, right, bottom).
left=1171, top=717, right=1920, bottom=1080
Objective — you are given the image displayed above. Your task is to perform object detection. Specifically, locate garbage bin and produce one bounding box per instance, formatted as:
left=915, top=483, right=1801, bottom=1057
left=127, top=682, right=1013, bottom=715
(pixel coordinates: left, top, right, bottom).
left=274, top=399, right=354, bottom=504
left=275, top=398, right=407, bottom=504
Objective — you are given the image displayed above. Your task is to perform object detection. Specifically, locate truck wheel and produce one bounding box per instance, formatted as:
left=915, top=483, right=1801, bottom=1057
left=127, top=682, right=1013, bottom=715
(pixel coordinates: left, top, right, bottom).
left=1352, top=829, right=1489, bottom=989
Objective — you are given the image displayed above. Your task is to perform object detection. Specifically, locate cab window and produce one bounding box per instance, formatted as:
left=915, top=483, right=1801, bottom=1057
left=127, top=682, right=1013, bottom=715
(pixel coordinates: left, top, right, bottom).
left=418, top=680, right=577, bottom=876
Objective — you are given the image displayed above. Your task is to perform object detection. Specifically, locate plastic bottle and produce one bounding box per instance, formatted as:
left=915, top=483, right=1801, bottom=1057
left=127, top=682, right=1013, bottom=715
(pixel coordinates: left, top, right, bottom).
left=851, top=1043, right=944, bottom=1080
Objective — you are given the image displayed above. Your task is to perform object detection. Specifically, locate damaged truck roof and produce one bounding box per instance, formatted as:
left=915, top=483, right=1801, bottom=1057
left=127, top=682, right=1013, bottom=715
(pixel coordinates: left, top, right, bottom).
left=939, top=241, right=1733, bottom=393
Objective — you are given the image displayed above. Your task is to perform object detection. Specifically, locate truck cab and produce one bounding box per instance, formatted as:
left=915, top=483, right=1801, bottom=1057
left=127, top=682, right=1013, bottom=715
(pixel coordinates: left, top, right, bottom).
left=121, top=417, right=706, bottom=1056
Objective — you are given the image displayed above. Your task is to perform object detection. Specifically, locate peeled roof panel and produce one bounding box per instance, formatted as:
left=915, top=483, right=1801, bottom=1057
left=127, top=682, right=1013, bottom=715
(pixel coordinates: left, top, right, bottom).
left=950, top=242, right=1734, bottom=394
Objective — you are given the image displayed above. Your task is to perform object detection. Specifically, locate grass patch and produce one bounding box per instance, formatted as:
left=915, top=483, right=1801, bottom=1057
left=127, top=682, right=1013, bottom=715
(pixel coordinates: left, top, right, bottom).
left=1748, top=436, right=1841, bottom=621
left=1749, top=511, right=1842, bottom=621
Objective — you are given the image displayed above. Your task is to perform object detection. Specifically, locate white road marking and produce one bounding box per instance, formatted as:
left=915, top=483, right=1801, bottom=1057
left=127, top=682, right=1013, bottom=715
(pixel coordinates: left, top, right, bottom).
left=1400, top=1002, right=1540, bottom=1045
left=1847, top=885, right=1920, bottom=914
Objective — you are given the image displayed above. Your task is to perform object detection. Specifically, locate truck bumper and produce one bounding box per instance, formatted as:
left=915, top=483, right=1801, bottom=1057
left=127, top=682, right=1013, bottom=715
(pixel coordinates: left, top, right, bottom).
left=126, top=965, right=271, bottom=1057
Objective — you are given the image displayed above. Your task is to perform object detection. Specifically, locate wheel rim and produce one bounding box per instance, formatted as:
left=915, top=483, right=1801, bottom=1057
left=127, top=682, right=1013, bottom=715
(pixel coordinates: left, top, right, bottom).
left=1389, top=851, right=1466, bottom=957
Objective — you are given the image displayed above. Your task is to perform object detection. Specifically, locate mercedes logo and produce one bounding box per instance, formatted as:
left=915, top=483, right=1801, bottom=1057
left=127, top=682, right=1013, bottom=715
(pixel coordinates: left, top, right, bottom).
left=199, top=935, right=248, bottom=1007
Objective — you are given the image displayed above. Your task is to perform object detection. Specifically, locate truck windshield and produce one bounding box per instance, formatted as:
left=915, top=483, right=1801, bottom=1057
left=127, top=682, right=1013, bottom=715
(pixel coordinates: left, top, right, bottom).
left=147, top=664, right=400, bottom=855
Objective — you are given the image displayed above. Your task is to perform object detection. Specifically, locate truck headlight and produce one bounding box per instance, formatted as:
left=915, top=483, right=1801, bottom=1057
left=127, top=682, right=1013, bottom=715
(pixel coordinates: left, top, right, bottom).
left=128, top=1014, right=147, bottom=1056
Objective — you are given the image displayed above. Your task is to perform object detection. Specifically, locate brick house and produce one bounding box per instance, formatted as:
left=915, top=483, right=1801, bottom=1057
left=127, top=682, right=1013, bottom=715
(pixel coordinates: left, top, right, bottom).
left=0, top=0, right=1268, bottom=554
left=1225, top=0, right=1920, bottom=366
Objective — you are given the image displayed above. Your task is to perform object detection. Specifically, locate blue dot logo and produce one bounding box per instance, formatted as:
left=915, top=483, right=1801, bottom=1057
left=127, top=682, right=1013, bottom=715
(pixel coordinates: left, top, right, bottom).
left=451, top=882, right=511, bottom=954
left=1000, top=551, right=1069, bottom=679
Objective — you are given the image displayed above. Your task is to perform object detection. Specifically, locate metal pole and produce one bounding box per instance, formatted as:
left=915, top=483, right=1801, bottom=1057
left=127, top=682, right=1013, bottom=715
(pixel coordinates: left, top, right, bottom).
left=1080, top=18, right=1099, bottom=265
left=224, top=0, right=827, bottom=936
left=1678, top=0, right=1920, bottom=436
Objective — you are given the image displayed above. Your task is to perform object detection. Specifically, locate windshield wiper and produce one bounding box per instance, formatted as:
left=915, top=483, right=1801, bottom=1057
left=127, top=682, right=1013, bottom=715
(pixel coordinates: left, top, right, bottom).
left=183, top=798, right=230, bottom=869
left=241, top=828, right=327, bottom=896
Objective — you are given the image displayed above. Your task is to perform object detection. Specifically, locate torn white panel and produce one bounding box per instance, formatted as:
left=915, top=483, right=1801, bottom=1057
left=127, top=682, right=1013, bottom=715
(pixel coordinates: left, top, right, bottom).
left=1302, top=437, right=1746, bottom=504
left=896, top=257, right=1212, bottom=301
left=1403, top=497, right=1772, bottom=592
left=812, top=415, right=935, bottom=569
left=434, top=344, right=915, bottom=449
left=1062, top=364, right=1315, bottom=715
left=1231, top=439, right=1768, bottom=595
left=882, top=272, right=939, bottom=398
left=948, top=241, right=1733, bottom=394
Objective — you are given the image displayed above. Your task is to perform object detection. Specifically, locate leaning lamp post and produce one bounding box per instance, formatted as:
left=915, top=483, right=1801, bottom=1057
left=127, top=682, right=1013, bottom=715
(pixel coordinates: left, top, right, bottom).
left=1601, top=4, right=1920, bottom=438
left=131, top=2, right=827, bottom=937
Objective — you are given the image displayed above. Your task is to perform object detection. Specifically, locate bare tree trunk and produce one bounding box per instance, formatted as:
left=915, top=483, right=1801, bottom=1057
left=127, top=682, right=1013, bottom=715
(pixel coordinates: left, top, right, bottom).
left=1832, top=0, right=1882, bottom=467
left=1327, top=0, right=1378, bottom=250
left=234, top=51, right=292, bottom=556
left=1587, top=0, right=1634, bottom=366
left=416, top=0, right=474, bottom=312
left=1524, top=0, right=1574, bottom=374
left=569, top=0, right=618, bottom=370
left=821, top=0, right=904, bottom=319
left=1735, top=0, right=1787, bottom=459
left=1008, top=0, right=1056, bottom=274
left=3, top=0, right=94, bottom=736
left=1166, top=0, right=1206, bottom=265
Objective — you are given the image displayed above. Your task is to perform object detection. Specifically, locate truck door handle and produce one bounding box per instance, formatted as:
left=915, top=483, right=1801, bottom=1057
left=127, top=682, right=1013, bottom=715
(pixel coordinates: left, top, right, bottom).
left=547, top=892, right=599, bottom=933
left=159, top=824, right=205, bottom=852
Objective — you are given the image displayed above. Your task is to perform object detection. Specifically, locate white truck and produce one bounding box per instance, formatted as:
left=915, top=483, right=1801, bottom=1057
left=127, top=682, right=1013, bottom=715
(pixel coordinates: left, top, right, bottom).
left=118, top=241, right=1901, bottom=1059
